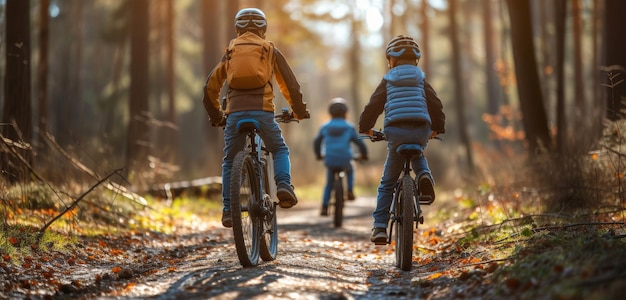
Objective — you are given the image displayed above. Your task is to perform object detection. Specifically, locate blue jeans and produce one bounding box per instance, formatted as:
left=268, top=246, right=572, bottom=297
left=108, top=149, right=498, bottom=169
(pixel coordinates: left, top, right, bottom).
left=373, top=124, right=433, bottom=228
left=221, top=111, right=291, bottom=211
left=322, top=163, right=354, bottom=207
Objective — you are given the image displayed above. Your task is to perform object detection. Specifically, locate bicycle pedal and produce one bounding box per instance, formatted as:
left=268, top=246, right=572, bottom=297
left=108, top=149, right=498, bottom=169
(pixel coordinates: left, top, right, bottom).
left=374, top=241, right=387, bottom=246
left=419, top=195, right=433, bottom=205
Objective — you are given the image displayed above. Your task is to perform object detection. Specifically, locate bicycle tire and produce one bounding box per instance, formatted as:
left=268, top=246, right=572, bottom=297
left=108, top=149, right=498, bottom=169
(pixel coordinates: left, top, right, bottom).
left=396, top=174, right=415, bottom=271
left=259, top=201, right=277, bottom=261
left=230, top=151, right=261, bottom=267
left=333, top=173, right=344, bottom=228
left=260, top=152, right=278, bottom=261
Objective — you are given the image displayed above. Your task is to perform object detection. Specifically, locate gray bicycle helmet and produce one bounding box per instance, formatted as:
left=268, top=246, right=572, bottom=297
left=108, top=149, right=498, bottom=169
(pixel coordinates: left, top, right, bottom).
left=235, top=8, right=267, bottom=37
left=385, top=35, right=421, bottom=60
left=328, top=97, right=348, bottom=118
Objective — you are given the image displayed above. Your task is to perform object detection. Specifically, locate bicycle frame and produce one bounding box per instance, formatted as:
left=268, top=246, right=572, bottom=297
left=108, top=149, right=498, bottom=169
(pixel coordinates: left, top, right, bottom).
left=230, top=119, right=278, bottom=267
left=245, top=126, right=275, bottom=215
left=328, top=167, right=346, bottom=228
left=363, top=129, right=434, bottom=271
left=229, top=108, right=304, bottom=267
left=388, top=145, right=424, bottom=244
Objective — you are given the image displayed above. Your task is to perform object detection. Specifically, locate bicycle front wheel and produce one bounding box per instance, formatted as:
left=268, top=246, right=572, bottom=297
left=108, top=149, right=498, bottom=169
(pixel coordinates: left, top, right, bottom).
left=230, top=151, right=261, bottom=267
left=395, top=174, right=415, bottom=271
left=333, top=174, right=344, bottom=228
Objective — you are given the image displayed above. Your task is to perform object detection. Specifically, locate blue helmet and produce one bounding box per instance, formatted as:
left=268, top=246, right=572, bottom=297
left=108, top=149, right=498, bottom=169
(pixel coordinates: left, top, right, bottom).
left=385, top=35, right=421, bottom=60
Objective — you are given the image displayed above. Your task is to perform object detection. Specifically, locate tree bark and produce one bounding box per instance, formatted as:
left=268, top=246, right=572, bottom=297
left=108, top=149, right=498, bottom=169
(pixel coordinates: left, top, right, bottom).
left=603, top=0, right=626, bottom=120
left=126, top=0, right=151, bottom=185
left=483, top=0, right=499, bottom=116
left=572, top=0, right=585, bottom=123
left=555, top=0, right=566, bottom=154
left=38, top=0, right=50, bottom=137
left=420, top=0, right=431, bottom=77
left=505, top=0, right=552, bottom=153
left=448, top=0, right=475, bottom=174
left=202, top=0, right=226, bottom=176
left=2, top=0, right=32, bottom=182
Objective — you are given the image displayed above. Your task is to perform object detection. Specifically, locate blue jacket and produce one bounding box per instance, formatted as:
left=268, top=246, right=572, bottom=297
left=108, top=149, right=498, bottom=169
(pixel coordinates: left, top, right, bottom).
left=383, top=65, right=430, bottom=126
left=359, top=64, right=445, bottom=134
left=313, top=118, right=368, bottom=168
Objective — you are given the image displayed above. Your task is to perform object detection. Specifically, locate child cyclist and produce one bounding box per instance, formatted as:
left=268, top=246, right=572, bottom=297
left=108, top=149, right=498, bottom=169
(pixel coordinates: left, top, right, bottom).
left=202, top=8, right=309, bottom=228
left=359, top=35, right=445, bottom=244
left=313, top=98, right=368, bottom=216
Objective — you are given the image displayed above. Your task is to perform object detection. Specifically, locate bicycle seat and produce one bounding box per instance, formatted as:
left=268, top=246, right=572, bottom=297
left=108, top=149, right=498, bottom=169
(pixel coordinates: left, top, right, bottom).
left=396, top=144, right=423, bottom=156
left=236, top=118, right=261, bottom=133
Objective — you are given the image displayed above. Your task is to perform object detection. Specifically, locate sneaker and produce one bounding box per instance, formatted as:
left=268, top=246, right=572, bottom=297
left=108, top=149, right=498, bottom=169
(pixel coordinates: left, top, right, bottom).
left=320, top=205, right=328, bottom=216
left=221, top=210, right=232, bottom=228
left=277, top=183, right=298, bottom=208
left=347, top=190, right=355, bottom=201
left=370, top=227, right=387, bottom=245
left=419, top=175, right=435, bottom=203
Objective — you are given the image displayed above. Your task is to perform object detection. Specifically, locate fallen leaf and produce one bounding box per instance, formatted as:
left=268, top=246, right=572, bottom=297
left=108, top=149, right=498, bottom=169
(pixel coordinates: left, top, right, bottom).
left=459, top=271, right=471, bottom=281
left=505, top=277, right=521, bottom=290
left=487, top=262, right=498, bottom=273
left=428, top=272, right=443, bottom=280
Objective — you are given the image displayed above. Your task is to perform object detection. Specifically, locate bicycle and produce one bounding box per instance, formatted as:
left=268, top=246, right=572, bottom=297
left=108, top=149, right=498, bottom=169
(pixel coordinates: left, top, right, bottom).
left=365, top=129, right=435, bottom=271
left=229, top=108, right=305, bottom=267
left=325, top=157, right=364, bottom=228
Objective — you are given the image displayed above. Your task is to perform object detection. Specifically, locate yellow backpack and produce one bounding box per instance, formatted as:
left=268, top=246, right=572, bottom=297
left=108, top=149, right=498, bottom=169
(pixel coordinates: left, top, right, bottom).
left=225, top=32, right=275, bottom=89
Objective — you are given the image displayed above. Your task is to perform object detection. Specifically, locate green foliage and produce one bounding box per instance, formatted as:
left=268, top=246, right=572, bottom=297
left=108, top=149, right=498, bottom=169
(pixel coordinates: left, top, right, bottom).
left=487, top=227, right=626, bottom=299
left=6, top=182, right=57, bottom=210
left=0, top=224, right=75, bottom=262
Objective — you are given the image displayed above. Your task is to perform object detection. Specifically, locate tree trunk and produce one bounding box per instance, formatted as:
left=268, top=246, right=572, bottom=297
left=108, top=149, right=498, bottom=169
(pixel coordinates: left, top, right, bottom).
left=38, top=0, right=50, bottom=138
left=572, top=0, right=585, bottom=123
left=505, top=0, right=552, bottom=153
left=126, top=0, right=151, bottom=186
left=420, top=0, right=431, bottom=77
left=555, top=0, right=566, bottom=154
left=202, top=0, right=225, bottom=176
left=2, top=0, right=32, bottom=182
left=448, top=0, right=475, bottom=174
left=349, top=17, right=361, bottom=123
left=164, top=0, right=179, bottom=167
left=225, top=1, right=238, bottom=43
left=603, top=0, right=626, bottom=120
left=483, top=0, right=499, bottom=116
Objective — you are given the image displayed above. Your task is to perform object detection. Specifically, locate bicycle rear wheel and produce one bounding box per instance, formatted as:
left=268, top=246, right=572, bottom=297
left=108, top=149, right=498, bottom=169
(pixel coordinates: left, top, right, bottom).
left=259, top=199, right=277, bottom=261
left=230, top=151, right=261, bottom=267
left=333, top=173, right=344, bottom=228
left=395, top=174, right=415, bottom=271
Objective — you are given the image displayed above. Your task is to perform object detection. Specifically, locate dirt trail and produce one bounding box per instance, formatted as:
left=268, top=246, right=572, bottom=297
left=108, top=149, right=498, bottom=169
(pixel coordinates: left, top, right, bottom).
left=117, top=197, right=452, bottom=299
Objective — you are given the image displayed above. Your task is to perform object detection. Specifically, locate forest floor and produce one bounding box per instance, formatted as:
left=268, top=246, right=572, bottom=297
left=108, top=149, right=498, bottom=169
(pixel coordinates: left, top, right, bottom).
left=1, top=192, right=626, bottom=299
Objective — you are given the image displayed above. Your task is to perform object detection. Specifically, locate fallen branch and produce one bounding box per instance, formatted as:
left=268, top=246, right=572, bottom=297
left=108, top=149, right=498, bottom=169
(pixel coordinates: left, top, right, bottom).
left=37, top=169, right=122, bottom=243
left=493, top=221, right=625, bottom=244
left=0, top=132, right=43, bottom=182
left=533, top=221, right=624, bottom=231
left=39, top=130, right=147, bottom=206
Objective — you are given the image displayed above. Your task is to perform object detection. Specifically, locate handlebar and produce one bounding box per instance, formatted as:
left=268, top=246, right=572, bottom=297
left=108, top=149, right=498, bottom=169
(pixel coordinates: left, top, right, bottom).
left=360, top=128, right=442, bottom=142
left=275, top=107, right=310, bottom=124
left=360, top=129, right=386, bottom=142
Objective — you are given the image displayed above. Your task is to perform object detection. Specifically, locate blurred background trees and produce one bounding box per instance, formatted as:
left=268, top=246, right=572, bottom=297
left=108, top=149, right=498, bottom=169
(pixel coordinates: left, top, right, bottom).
left=1, top=0, right=624, bottom=194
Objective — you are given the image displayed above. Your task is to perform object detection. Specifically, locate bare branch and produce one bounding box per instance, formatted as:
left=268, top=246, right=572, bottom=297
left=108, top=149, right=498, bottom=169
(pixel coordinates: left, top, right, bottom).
left=36, top=169, right=123, bottom=243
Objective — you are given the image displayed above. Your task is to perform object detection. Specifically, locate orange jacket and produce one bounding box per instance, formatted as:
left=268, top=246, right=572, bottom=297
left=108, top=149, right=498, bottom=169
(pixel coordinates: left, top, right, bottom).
left=202, top=44, right=307, bottom=125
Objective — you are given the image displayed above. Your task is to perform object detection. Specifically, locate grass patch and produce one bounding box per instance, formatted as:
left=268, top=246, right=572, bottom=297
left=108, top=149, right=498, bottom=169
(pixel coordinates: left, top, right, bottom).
left=485, top=226, right=626, bottom=299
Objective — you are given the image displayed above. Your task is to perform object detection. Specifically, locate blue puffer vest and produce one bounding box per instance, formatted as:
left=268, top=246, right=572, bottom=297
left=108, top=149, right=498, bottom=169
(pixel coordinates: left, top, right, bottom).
left=383, top=64, right=431, bottom=127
